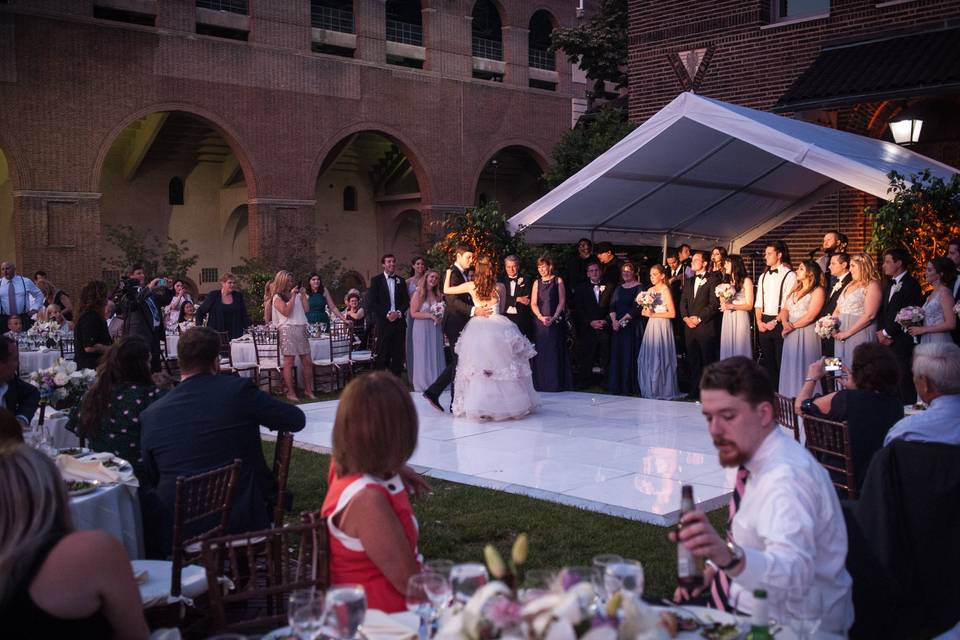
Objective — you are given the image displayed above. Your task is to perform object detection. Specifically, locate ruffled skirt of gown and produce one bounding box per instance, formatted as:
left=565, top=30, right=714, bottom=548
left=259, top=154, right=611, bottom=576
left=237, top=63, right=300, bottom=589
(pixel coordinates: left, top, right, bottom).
left=453, top=315, right=541, bottom=421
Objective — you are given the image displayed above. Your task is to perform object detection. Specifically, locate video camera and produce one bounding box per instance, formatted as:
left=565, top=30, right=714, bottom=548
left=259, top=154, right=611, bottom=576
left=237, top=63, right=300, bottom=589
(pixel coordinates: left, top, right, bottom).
left=112, top=277, right=142, bottom=317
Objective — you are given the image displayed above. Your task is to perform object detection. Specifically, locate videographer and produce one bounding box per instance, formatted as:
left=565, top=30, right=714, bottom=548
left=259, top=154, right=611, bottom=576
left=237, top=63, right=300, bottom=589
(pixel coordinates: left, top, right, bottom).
left=117, top=264, right=167, bottom=372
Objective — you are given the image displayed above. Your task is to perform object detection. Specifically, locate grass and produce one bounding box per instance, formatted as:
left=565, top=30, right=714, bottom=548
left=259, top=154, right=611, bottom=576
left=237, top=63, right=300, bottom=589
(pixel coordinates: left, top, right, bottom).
left=265, top=442, right=727, bottom=601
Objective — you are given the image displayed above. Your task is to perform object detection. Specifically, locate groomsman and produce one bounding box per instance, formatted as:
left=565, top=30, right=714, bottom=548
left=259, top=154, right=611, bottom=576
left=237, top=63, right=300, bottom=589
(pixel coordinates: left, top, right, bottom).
left=368, top=254, right=410, bottom=377
left=877, top=248, right=923, bottom=403
left=574, top=262, right=613, bottom=388
left=821, top=252, right=852, bottom=358
left=595, top=242, right=622, bottom=288
left=754, top=241, right=796, bottom=390
left=500, top=255, right=533, bottom=342
left=565, top=238, right=594, bottom=304
left=948, top=238, right=960, bottom=345
left=680, top=251, right=721, bottom=399
left=815, top=231, right=848, bottom=286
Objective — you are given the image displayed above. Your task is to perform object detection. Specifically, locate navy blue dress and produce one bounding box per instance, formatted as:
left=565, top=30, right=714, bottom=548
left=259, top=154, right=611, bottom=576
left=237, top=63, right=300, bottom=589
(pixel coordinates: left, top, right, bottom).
left=607, top=284, right=642, bottom=395
left=532, top=277, right=573, bottom=392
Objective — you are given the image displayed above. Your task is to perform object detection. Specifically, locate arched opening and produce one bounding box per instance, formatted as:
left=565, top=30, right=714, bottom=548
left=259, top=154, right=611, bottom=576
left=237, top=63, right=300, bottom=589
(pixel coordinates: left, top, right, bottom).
left=385, top=0, right=424, bottom=68
left=316, top=131, right=423, bottom=284
left=474, top=146, right=547, bottom=217
left=0, top=148, right=14, bottom=264
left=528, top=10, right=557, bottom=90
left=472, top=0, right=504, bottom=81
left=97, top=110, right=253, bottom=286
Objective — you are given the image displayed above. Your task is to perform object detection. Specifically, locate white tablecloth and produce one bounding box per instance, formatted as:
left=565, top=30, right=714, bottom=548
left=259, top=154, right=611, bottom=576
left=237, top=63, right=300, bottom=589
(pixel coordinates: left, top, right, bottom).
left=166, top=335, right=179, bottom=359
left=19, top=348, right=63, bottom=374
left=70, top=482, right=145, bottom=559
left=31, top=411, right=78, bottom=449
left=230, top=337, right=344, bottom=385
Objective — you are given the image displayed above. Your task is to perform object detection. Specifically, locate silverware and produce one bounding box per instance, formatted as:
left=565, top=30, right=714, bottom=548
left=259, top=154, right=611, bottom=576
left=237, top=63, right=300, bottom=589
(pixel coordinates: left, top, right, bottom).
left=658, top=599, right=711, bottom=627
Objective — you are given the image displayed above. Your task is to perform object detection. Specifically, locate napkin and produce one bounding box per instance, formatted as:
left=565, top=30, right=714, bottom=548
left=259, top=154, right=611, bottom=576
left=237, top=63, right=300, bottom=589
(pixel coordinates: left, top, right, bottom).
left=363, top=610, right=419, bottom=640
left=57, top=454, right=122, bottom=484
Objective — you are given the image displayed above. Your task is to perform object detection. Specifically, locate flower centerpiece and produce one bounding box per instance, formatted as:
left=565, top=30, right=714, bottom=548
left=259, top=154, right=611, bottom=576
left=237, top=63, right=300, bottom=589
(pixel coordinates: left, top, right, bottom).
left=25, top=358, right=97, bottom=411
left=27, top=320, right=63, bottom=348
left=635, top=291, right=658, bottom=312
left=814, top=316, right=841, bottom=340
left=895, top=306, right=925, bottom=344
left=714, top=283, right=735, bottom=304
left=954, top=300, right=960, bottom=319
left=431, top=301, right=446, bottom=322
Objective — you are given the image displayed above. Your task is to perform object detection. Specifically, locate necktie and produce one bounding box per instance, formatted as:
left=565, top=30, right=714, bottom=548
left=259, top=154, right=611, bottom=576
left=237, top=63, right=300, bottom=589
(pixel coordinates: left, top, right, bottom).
left=710, top=466, right=750, bottom=612
left=594, top=284, right=600, bottom=303
left=7, top=279, right=16, bottom=316
left=767, top=267, right=777, bottom=275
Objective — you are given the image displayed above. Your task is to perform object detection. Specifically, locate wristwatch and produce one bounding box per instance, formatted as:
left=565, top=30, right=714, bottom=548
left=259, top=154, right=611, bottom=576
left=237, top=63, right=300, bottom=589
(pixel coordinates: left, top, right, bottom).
left=716, top=541, right=745, bottom=571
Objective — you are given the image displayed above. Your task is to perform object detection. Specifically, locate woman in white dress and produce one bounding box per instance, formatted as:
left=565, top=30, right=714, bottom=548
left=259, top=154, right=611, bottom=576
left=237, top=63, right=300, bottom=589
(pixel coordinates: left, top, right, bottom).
left=442, top=256, right=540, bottom=421
left=271, top=270, right=315, bottom=402
left=718, top=254, right=754, bottom=359
left=163, top=279, right=193, bottom=329
left=907, top=257, right=957, bottom=344
left=779, top=260, right=825, bottom=397
left=637, top=264, right=679, bottom=400
left=833, top=253, right=881, bottom=363
left=408, top=269, right=446, bottom=392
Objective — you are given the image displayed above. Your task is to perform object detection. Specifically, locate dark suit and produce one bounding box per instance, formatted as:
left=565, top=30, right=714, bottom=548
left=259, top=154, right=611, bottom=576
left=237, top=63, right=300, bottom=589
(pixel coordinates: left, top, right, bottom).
left=574, top=281, right=613, bottom=387
left=680, top=271, right=721, bottom=398
left=121, top=285, right=163, bottom=372
left=878, top=273, right=923, bottom=403
left=425, top=266, right=473, bottom=404
left=140, top=374, right=304, bottom=556
left=368, top=272, right=410, bottom=377
left=600, top=258, right=622, bottom=289
left=2, top=376, right=41, bottom=424
left=499, top=274, right=533, bottom=341
left=821, top=272, right=852, bottom=358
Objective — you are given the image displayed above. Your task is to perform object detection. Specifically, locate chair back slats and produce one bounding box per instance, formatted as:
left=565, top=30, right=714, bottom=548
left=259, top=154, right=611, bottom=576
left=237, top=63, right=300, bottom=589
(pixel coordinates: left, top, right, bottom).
left=272, top=431, right=295, bottom=527
left=201, top=518, right=330, bottom=634
left=800, top=413, right=857, bottom=499
left=171, top=459, right=242, bottom=596
left=59, top=338, right=75, bottom=360
left=253, top=328, right=280, bottom=367
left=774, top=393, right=800, bottom=441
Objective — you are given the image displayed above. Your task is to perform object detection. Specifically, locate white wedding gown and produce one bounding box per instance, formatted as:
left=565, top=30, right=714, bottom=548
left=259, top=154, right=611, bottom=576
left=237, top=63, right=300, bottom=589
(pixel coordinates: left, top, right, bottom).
left=452, top=291, right=541, bottom=421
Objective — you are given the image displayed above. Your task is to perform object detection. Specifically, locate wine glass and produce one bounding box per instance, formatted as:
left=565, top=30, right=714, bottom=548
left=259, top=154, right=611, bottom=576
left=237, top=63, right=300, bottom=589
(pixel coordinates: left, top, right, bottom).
left=519, top=569, right=556, bottom=603
left=324, top=584, right=367, bottom=640
left=407, top=573, right=448, bottom=639
left=591, top=555, right=623, bottom=606
left=288, top=588, right=325, bottom=640
left=604, top=559, right=644, bottom=599
left=425, top=559, right=454, bottom=579
left=787, top=589, right=822, bottom=639
left=449, top=563, right=488, bottom=603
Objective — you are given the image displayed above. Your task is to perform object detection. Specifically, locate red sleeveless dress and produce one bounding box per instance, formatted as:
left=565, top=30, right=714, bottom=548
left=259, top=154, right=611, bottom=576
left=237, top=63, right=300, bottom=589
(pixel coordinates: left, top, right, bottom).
left=321, top=467, right=421, bottom=612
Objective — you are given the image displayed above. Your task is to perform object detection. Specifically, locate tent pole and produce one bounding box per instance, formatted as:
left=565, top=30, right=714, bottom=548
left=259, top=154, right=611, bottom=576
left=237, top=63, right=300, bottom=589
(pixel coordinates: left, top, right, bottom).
left=661, top=235, right=668, bottom=265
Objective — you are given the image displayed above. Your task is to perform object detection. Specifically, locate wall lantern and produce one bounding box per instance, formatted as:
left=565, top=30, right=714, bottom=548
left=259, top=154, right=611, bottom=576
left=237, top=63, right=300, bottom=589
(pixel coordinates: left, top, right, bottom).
left=889, top=118, right=923, bottom=145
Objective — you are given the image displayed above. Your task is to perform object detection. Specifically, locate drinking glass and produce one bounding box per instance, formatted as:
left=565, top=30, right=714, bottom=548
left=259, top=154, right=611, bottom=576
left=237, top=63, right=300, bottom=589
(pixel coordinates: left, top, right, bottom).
left=407, top=573, right=448, bottom=639
left=449, top=563, right=488, bottom=603
left=787, top=589, right=822, bottom=639
left=324, top=584, right=367, bottom=640
left=519, top=569, right=556, bottom=603
left=591, top=555, right=623, bottom=604
left=604, top=559, right=644, bottom=598
left=425, top=559, right=454, bottom=579
left=288, top=588, right=325, bottom=640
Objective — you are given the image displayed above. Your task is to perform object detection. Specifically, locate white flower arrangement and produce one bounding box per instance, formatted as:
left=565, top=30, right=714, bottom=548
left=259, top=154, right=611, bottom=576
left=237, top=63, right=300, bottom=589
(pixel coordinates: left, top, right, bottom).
left=814, top=315, right=840, bottom=339
left=714, top=283, right=735, bottom=303
left=25, top=358, right=97, bottom=405
left=27, top=320, right=63, bottom=346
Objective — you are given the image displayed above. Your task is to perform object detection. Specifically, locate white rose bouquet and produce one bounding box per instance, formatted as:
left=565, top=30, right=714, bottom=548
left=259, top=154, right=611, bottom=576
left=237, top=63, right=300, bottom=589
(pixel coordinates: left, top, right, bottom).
left=814, top=315, right=840, bottom=339
left=714, top=283, right=736, bottom=303
left=25, top=358, right=97, bottom=408
left=27, top=320, right=63, bottom=347
left=431, top=301, right=446, bottom=321
left=954, top=300, right=960, bottom=319
left=635, top=291, right=658, bottom=311
left=895, top=306, right=925, bottom=344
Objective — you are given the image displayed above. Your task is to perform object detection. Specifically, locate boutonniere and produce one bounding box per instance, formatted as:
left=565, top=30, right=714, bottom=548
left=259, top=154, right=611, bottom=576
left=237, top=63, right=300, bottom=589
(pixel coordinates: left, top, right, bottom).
left=599, top=285, right=606, bottom=293
left=831, top=281, right=843, bottom=293
left=517, top=277, right=524, bottom=285
left=892, top=282, right=903, bottom=295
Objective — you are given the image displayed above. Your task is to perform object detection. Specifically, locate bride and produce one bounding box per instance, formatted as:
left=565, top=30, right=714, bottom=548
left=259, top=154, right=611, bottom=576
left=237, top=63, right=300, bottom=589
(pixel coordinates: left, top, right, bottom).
left=443, top=256, right=540, bottom=421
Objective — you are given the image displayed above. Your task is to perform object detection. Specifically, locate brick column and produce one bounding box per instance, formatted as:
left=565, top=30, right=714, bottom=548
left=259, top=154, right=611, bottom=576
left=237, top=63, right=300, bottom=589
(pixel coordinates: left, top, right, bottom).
left=423, top=8, right=472, bottom=78
left=355, top=0, right=386, bottom=65
left=249, top=0, right=311, bottom=51
left=12, top=190, right=101, bottom=296
left=502, top=26, right=529, bottom=88
left=247, top=198, right=317, bottom=265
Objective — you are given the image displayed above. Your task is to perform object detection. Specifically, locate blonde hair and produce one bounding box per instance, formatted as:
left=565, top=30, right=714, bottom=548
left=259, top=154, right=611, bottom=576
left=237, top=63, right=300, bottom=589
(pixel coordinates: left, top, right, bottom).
left=0, top=444, right=73, bottom=606
left=219, top=272, right=237, bottom=284
left=849, top=253, right=880, bottom=289
left=269, top=270, right=295, bottom=302
left=416, top=270, right=442, bottom=305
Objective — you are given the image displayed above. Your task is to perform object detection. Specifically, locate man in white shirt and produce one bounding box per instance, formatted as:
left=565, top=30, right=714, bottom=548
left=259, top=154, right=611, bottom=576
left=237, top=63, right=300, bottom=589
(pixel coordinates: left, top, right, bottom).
left=0, top=261, right=44, bottom=332
left=673, top=356, right=854, bottom=636
left=754, top=241, right=796, bottom=389
left=884, top=342, right=960, bottom=446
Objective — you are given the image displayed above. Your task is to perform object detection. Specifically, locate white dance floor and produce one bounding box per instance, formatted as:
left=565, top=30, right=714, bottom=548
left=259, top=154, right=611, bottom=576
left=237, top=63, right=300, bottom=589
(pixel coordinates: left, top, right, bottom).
left=275, top=391, right=738, bottom=526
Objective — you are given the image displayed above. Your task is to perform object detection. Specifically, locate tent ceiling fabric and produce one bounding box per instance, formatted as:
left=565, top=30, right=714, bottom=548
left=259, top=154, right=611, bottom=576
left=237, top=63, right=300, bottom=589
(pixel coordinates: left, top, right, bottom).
left=507, top=92, right=959, bottom=250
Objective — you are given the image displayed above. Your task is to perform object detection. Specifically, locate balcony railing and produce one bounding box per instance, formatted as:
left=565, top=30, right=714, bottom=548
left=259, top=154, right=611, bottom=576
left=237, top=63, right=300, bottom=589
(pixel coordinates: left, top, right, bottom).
left=311, top=4, right=355, bottom=33
left=472, top=36, right=502, bottom=61
left=528, top=48, right=555, bottom=70
left=196, top=0, right=248, bottom=14
left=386, top=19, right=423, bottom=46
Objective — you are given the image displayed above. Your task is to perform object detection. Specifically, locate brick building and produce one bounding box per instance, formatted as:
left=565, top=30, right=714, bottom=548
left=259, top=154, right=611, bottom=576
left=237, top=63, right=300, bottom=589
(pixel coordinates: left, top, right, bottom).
left=628, top=0, right=960, bottom=259
left=0, top=0, right=580, bottom=294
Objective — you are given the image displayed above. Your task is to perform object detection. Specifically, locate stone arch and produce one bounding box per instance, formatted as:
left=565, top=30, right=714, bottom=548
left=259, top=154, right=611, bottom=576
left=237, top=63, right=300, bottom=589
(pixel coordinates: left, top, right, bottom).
left=472, top=143, right=548, bottom=217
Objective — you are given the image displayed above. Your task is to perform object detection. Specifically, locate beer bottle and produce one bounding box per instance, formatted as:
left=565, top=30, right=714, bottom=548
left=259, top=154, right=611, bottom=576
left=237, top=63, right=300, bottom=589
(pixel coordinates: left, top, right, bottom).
left=677, top=485, right=704, bottom=590
left=746, top=589, right=773, bottom=640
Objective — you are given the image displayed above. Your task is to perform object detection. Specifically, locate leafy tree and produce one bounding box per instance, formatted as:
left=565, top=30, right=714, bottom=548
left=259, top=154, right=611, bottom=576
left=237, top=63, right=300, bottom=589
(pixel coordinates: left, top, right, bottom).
left=543, top=104, right=637, bottom=189
left=867, top=169, right=960, bottom=285
left=104, top=224, right=198, bottom=280
left=549, top=0, right=628, bottom=110
left=425, top=201, right=536, bottom=275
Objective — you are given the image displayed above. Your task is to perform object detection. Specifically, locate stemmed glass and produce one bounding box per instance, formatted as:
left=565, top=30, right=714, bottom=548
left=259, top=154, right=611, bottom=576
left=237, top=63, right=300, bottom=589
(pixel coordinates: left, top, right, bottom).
left=604, top=559, right=644, bottom=600
left=288, top=588, right=325, bottom=640
left=407, top=572, right=449, bottom=640
left=449, top=563, right=488, bottom=603
left=324, top=584, right=367, bottom=640
left=425, top=559, right=454, bottom=579
left=787, top=589, right=822, bottom=639
left=591, top=554, right=623, bottom=609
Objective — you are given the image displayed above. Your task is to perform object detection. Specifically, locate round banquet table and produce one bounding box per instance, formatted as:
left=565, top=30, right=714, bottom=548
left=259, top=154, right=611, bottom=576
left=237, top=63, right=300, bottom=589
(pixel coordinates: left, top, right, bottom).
left=230, top=336, right=345, bottom=385
left=18, top=348, right=64, bottom=374
left=30, top=410, right=79, bottom=449
left=166, top=335, right=179, bottom=359
left=70, top=481, right=145, bottom=560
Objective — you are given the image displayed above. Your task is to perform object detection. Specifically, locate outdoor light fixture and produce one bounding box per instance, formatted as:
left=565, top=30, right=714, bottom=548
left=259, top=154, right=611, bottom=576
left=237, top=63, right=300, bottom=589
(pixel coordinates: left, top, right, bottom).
left=889, top=118, right=923, bottom=145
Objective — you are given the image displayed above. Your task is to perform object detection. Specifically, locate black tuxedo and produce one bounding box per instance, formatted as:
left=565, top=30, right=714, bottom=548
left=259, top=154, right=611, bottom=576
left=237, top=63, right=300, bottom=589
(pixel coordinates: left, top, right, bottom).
left=574, top=281, right=613, bottom=387
left=821, top=272, right=852, bottom=358
left=878, top=273, right=923, bottom=403
left=2, top=375, right=41, bottom=424
left=425, top=266, right=473, bottom=405
left=499, top=274, right=533, bottom=341
left=680, top=271, right=721, bottom=398
left=368, top=272, right=410, bottom=376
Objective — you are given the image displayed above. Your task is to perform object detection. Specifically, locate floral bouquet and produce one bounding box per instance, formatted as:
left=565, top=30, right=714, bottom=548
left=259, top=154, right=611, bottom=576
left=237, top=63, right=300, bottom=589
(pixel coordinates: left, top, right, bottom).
left=25, top=358, right=97, bottom=410
left=895, top=306, right=925, bottom=344
left=27, top=320, right=63, bottom=348
left=954, top=300, right=960, bottom=319
left=431, top=301, right=446, bottom=321
left=635, top=291, right=658, bottom=311
left=814, top=315, right=840, bottom=340
left=714, top=283, right=736, bottom=304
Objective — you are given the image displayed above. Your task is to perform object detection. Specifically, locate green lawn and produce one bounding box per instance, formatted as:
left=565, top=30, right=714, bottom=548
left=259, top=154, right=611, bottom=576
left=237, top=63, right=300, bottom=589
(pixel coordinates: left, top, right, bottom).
left=266, top=442, right=727, bottom=601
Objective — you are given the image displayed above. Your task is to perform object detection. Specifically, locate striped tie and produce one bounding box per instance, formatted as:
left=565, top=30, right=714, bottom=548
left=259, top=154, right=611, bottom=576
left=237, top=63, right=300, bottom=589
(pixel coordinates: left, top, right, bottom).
left=710, top=465, right=750, bottom=612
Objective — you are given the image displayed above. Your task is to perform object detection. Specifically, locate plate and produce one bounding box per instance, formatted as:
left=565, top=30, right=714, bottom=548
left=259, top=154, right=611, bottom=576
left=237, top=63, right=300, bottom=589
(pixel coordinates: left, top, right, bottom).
left=67, top=480, right=101, bottom=496
left=99, top=455, right=133, bottom=472
left=261, top=627, right=296, bottom=640
left=58, top=447, right=92, bottom=458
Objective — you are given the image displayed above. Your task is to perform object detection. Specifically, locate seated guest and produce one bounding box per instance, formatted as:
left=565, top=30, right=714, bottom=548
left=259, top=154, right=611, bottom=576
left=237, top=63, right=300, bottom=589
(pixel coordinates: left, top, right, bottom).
left=195, top=272, right=251, bottom=340
left=162, top=279, right=193, bottom=329
left=0, top=444, right=149, bottom=637
left=0, top=408, right=23, bottom=445
left=36, top=279, right=74, bottom=323
left=321, top=372, right=422, bottom=613
left=177, top=300, right=196, bottom=331
left=41, top=305, right=72, bottom=334
left=68, top=338, right=164, bottom=482
left=0, top=336, right=40, bottom=428
left=673, top=357, right=853, bottom=636
left=73, top=281, right=113, bottom=371
left=795, top=343, right=903, bottom=493
left=4, top=314, right=23, bottom=337
left=344, top=290, right=366, bottom=343
left=884, top=342, right=960, bottom=446
left=140, top=327, right=305, bottom=555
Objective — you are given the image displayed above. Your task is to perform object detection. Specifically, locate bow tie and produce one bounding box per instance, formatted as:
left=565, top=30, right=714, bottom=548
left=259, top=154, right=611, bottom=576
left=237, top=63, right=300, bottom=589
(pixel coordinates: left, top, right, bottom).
left=766, top=268, right=777, bottom=274
left=696, top=274, right=706, bottom=281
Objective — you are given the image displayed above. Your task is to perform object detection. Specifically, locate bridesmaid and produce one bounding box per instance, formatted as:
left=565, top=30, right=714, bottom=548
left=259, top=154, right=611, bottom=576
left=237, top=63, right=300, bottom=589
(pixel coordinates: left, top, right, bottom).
left=709, top=246, right=728, bottom=275
left=607, top=261, right=643, bottom=395
left=833, top=253, right=881, bottom=363
left=638, top=264, right=679, bottom=400
left=908, top=257, right=957, bottom=344
left=719, top=254, right=754, bottom=359
left=405, top=257, right=427, bottom=379
left=779, top=260, right=826, bottom=397
left=531, top=256, right=573, bottom=391
left=408, top=269, right=445, bottom=391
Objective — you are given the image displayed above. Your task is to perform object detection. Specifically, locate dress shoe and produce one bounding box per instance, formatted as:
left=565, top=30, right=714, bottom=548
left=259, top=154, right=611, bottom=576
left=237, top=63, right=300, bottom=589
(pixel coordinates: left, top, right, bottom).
left=422, top=392, right=444, bottom=413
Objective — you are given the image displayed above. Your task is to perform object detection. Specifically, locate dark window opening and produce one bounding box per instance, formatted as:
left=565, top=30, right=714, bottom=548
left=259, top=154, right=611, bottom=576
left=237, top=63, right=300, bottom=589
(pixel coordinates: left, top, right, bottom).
left=312, top=43, right=355, bottom=58
left=529, top=79, right=557, bottom=91
left=169, top=177, right=185, bottom=206
left=387, top=55, right=424, bottom=69
left=311, top=0, right=355, bottom=33
left=472, top=0, right=503, bottom=61
left=473, top=69, right=504, bottom=82
left=528, top=11, right=555, bottom=70
left=196, top=23, right=249, bottom=41
left=196, top=0, right=248, bottom=13
left=343, top=186, right=358, bottom=211
left=771, top=0, right=829, bottom=21
left=93, top=6, right=156, bottom=26
left=386, top=0, right=423, bottom=46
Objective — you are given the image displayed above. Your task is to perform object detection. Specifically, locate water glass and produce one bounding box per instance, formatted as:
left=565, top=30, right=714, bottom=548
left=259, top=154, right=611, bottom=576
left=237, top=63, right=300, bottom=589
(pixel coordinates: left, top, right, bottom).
left=591, top=555, right=623, bottom=603
left=519, top=569, right=556, bottom=603
left=324, top=584, right=367, bottom=640
left=788, top=589, right=822, bottom=639
left=425, top=559, right=454, bottom=579
left=288, top=588, right=325, bottom=640
left=604, top=559, right=644, bottom=598
left=449, top=562, right=488, bottom=603
left=407, top=573, right=448, bottom=639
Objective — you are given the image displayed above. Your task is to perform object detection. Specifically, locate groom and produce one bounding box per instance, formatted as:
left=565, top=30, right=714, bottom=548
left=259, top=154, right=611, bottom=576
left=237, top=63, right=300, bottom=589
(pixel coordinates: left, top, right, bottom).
left=423, top=245, right=490, bottom=412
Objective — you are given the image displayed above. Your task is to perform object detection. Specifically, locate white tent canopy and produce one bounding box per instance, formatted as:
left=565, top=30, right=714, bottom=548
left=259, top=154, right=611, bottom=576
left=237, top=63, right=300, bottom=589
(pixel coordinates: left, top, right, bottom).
left=507, top=92, right=958, bottom=251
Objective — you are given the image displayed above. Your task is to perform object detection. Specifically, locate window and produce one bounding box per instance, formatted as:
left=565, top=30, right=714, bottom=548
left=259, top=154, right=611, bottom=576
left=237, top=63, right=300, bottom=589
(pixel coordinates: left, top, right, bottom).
left=311, top=0, right=355, bottom=33
left=343, top=186, right=358, bottom=211
left=472, top=0, right=503, bottom=61
left=201, top=268, right=219, bottom=284
left=93, top=6, right=156, bottom=26
left=196, top=23, right=249, bottom=40
left=771, top=0, right=829, bottom=21
left=169, top=177, right=185, bottom=205
left=196, top=0, right=248, bottom=13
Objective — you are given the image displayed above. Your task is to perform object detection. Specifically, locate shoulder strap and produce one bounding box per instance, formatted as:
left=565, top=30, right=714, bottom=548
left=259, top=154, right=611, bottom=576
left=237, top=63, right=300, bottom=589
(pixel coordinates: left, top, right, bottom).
left=776, top=270, right=793, bottom=314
